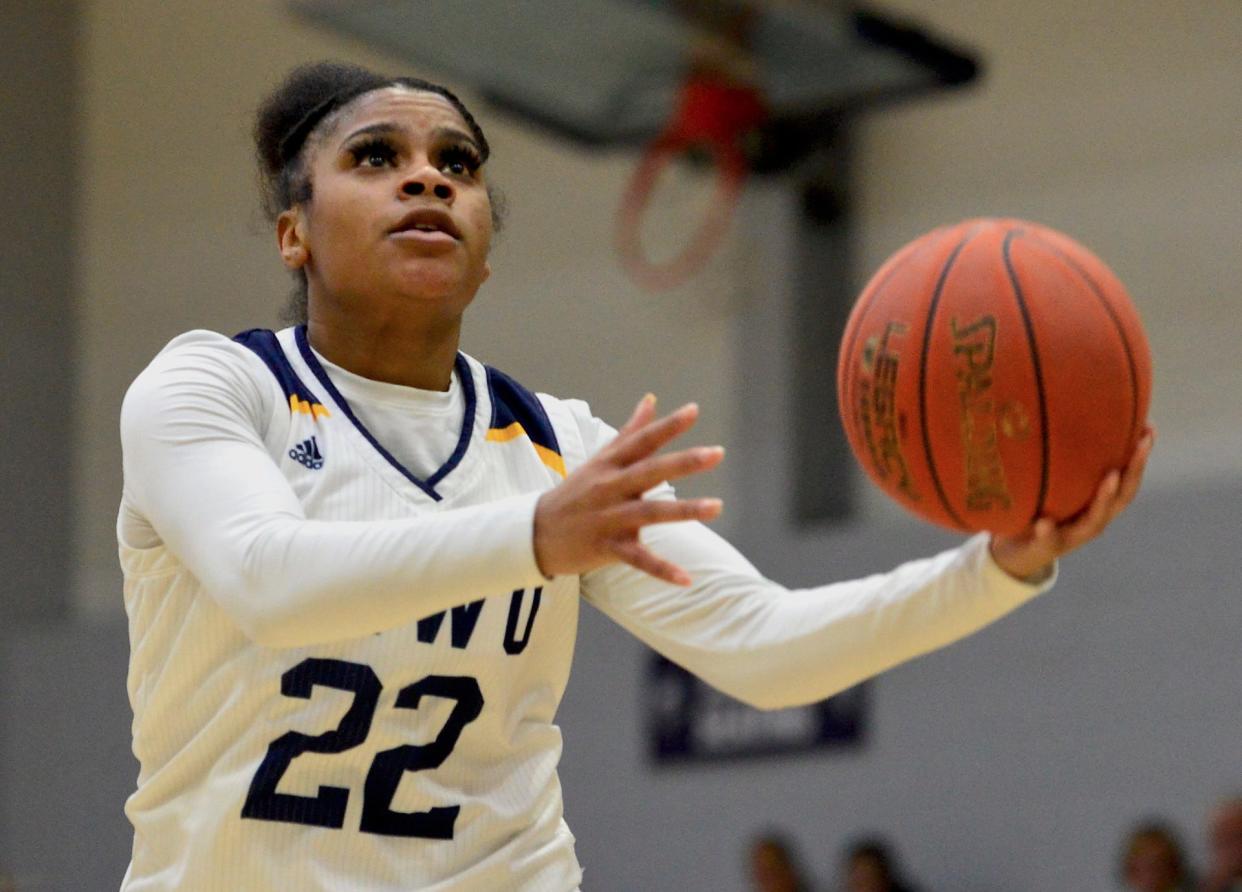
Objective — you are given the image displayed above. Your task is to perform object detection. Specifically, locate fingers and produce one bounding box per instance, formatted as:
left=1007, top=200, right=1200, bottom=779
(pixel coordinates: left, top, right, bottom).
left=535, top=395, right=723, bottom=585
left=1057, top=425, right=1155, bottom=543
left=611, top=539, right=692, bottom=586
left=1060, top=470, right=1121, bottom=549
left=1025, top=517, right=1056, bottom=551
left=1046, top=424, right=1157, bottom=545
left=619, top=393, right=658, bottom=436
left=603, top=445, right=725, bottom=499
left=603, top=497, right=723, bottom=531
left=607, top=495, right=724, bottom=584
left=1110, top=426, right=1155, bottom=521
left=991, top=425, right=1156, bottom=577
left=607, top=401, right=700, bottom=466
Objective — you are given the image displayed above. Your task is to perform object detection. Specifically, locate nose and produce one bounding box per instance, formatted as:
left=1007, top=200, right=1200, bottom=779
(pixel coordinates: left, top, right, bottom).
left=400, top=166, right=454, bottom=202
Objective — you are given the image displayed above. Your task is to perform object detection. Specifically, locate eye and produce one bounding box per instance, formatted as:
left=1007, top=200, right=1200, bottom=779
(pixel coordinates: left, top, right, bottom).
left=348, top=137, right=398, bottom=169
left=439, top=144, right=482, bottom=177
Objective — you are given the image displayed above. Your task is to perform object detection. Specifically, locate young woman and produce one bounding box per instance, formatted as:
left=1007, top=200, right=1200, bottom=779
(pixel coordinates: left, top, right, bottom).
left=117, top=61, right=1152, bottom=891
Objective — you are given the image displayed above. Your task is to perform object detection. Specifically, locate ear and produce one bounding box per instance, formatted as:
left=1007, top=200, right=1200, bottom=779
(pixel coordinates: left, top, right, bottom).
left=481, top=259, right=491, bottom=284
left=277, top=208, right=309, bottom=270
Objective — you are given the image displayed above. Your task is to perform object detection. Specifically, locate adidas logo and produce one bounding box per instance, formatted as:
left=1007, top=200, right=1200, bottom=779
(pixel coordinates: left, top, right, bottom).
left=289, top=436, right=325, bottom=470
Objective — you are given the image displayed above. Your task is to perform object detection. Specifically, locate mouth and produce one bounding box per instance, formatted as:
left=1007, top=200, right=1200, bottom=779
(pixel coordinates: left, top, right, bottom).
left=389, top=208, right=462, bottom=242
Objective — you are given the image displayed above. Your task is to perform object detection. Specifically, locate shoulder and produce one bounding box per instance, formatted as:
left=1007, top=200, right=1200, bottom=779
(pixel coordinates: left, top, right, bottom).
left=540, top=394, right=615, bottom=457
left=462, top=355, right=614, bottom=469
left=121, top=329, right=279, bottom=437
left=132, top=329, right=275, bottom=387
left=524, top=392, right=672, bottom=497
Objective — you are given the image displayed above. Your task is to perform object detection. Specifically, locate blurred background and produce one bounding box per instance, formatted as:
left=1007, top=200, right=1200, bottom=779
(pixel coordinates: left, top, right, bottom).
left=1, top=1, right=1239, bottom=889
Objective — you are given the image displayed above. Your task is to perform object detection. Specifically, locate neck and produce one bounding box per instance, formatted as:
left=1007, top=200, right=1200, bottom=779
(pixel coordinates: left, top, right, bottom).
left=305, top=307, right=461, bottom=391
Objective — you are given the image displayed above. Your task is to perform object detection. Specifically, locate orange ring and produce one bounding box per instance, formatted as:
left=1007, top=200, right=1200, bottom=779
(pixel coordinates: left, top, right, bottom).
left=616, top=133, right=749, bottom=291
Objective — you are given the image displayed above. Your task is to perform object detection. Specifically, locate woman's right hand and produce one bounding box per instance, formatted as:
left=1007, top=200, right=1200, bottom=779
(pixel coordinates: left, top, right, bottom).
left=533, top=395, right=724, bottom=585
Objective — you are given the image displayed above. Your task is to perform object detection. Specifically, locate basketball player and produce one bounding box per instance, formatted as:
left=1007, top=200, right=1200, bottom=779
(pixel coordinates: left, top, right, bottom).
left=116, top=62, right=1152, bottom=890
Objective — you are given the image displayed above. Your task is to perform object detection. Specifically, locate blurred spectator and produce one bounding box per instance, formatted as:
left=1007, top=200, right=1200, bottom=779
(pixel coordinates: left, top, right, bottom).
left=841, top=838, right=918, bottom=892
left=748, top=832, right=812, bottom=892
left=1203, top=797, right=1242, bottom=892
left=1118, top=821, right=1192, bottom=892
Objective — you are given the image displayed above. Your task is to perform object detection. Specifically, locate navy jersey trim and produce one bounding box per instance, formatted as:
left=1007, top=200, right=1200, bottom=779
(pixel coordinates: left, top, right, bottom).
left=293, top=325, right=476, bottom=502
left=234, top=328, right=325, bottom=411
left=485, top=366, right=562, bottom=459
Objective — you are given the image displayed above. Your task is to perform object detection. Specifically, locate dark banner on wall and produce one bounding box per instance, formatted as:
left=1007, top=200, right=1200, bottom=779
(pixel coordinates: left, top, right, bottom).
left=646, top=655, right=866, bottom=763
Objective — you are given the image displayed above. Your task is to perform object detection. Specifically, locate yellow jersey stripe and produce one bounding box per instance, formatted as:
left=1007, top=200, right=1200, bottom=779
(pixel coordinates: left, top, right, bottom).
left=289, top=394, right=330, bottom=419
left=534, top=443, right=567, bottom=478
left=487, top=423, right=567, bottom=478
left=486, top=421, right=526, bottom=443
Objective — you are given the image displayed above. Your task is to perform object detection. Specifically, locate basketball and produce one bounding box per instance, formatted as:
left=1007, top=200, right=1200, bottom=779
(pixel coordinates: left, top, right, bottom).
left=837, top=218, right=1152, bottom=535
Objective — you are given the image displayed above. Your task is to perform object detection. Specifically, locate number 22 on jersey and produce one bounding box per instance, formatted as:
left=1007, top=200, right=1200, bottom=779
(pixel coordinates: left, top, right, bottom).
left=241, top=657, right=483, bottom=839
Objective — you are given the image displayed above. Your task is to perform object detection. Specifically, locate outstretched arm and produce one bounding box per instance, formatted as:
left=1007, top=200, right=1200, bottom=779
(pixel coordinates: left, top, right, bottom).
left=582, top=522, right=1046, bottom=711
left=574, top=399, right=1153, bottom=710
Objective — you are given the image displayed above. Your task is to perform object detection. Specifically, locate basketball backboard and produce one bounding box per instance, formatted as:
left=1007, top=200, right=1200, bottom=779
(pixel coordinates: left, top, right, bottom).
left=291, top=0, right=977, bottom=166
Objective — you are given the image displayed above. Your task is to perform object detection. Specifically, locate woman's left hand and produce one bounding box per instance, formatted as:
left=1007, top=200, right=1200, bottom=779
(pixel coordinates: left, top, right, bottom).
left=988, top=426, right=1155, bottom=581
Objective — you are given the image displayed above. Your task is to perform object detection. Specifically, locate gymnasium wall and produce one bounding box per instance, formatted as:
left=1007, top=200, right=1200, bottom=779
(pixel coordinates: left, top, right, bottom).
left=1, top=0, right=1237, bottom=889
left=0, top=1, right=78, bottom=623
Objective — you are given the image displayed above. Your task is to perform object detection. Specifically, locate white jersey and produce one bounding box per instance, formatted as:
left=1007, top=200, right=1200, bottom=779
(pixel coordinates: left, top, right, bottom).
left=118, top=326, right=1052, bottom=891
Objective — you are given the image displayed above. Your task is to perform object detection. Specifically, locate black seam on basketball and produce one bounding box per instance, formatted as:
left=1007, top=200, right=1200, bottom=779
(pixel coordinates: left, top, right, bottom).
left=1002, top=230, right=1051, bottom=525
left=839, top=236, right=931, bottom=447
left=918, top=229, right=977, bottom=530
left=1023, top=231, right=1141, bottom=449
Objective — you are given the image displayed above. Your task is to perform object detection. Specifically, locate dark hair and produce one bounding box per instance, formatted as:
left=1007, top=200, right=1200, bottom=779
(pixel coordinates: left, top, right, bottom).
left=749, top=832, right=811, bottom=892
left=846, top=838, right=916, bottom=892
left=253, top=60, right=501, bottom=324
left=1118, top=820, right=1189, bottom=886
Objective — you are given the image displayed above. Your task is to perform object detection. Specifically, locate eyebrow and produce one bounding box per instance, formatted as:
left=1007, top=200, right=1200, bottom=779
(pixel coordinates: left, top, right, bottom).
left=431, top=125, right=481, bottom=153
left=340, top=122, right=401, bottom=145
left=340, top=121, right=481, bottom=155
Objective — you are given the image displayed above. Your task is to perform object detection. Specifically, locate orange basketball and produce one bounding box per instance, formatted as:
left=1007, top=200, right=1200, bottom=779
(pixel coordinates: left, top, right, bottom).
left=837, top=218, right=1152, bottom=535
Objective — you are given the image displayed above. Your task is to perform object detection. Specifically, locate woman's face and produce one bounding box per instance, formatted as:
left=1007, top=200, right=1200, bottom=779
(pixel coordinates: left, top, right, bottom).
left=282, top=86, right=493, bottom=322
